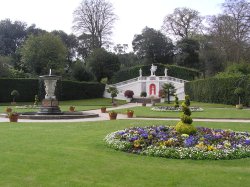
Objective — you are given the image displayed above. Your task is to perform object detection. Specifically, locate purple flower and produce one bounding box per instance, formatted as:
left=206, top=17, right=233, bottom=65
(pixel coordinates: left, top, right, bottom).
left=245, top=139, right=250, bottom=145
left=184, top=136, right=197, bottom=147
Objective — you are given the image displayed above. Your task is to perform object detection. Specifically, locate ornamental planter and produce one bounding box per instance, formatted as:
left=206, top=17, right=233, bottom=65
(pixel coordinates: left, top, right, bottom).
left=127, top=111, right=134, bottom=118
left=9, top=115, right=18, bottom=122
left=236, top=104, right=243, bottom=109
left=109, top=112, right=117, bottom=120
left=101, top=107, right=106, bottom=113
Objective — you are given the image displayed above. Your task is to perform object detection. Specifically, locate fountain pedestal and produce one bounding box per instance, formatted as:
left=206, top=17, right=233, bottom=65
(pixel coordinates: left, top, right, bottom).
left=38, top=73, right=62, bottom=115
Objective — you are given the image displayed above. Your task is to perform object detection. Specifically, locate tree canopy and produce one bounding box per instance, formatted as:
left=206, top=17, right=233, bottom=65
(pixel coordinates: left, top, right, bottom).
left=73, top=0, right=117, bottom=50
left=132, top=27, right=174, bottom=64
left=20, top=33, right=67, bottom=75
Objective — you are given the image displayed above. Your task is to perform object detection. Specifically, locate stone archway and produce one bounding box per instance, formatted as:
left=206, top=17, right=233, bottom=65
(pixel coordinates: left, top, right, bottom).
left=149, top=84, right=156, bottom=95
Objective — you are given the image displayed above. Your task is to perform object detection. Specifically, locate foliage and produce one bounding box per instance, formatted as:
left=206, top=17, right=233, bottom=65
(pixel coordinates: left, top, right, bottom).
left=180, top=114, right=193, bottom=124
left=0, top=78, right=105, bottom=102
left=234, top=87, right=245, bottom=105
left=71, top=60, right=94, bottom=81
left=33, top=95, right=39, bottom=106
left=185, top=75, right=250, bottom=105
left=162, top=83, right=176, bottom=104
left=20, top=33, right=67, bottom=75
left=174, top=95, right=179, bottom=107
left=175, top=121, right=197, bottom=135
left=86, top=48, right=120, bottom=82
left=105, top=125, right=250, bottom=160
left=107, top=86, right=119, bottom=103
left=110, top=64, right=200, bottom=83
left=73, top=0, right=117, bottom=49
left=140, top=91, right=147, bottom=97
left=158, top=89, right=165, bottom=98
left=124, top=90, right=134, bottom=98
left=184, top=95, right=191, bottom=106
left=175, top=38, right=200, bottom=69
left=162, top=7, right=203, bottom=39
left=132, top=27, right=174, bottom=64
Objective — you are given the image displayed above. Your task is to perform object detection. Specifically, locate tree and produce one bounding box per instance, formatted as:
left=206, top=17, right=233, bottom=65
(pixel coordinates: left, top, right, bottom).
left=51, top=30, right=78, bottom=64
left=162, top=7, right=203, bottom=39
left=73, top=0, right=117, bottom=50
left=162, top=83, right=176, bottom=104
left=86, top=48, right=120, bottom=81
left=175, top=38, right=200, bottom=69
left=20, top=33, right=67, bottom=75
left=207, top=0, right=250, bottom=63
left=72, top=60, right=94, bottom=81
left=132, top=27, right=174, bottom=64
left=107, top=86, right=118, bottom=104
left=0, top=19, right=27, bottom=56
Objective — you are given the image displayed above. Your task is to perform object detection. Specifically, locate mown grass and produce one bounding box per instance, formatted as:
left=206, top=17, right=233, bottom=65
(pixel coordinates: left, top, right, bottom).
left=0, top=120, right=249, bottom=186
left=116, top=105, right=250, bottom=119
left=0, top=98, right=126, bottom=113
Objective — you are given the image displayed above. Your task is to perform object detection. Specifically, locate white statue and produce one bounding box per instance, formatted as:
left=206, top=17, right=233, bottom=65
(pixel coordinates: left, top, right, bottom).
left=150, top=64, right=157, bottom=76
left=139, top=68, right=142, bottom=77
left=44, top=79, right=57, bottom=99
left=164, top=68, right=168, bottom=77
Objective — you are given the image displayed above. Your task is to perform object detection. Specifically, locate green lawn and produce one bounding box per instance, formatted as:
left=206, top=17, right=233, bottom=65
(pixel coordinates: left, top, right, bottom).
left=0, top=120, right=249, bottom=186
left=115, top=106, right=250, bottom=119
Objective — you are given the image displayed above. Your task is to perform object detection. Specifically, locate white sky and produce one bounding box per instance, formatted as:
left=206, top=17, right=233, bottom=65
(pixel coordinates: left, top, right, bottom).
left=0, top=0, right=224, bottom=50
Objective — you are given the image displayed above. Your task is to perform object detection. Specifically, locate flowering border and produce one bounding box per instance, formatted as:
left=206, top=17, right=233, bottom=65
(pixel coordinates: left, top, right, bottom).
left=151, top=106, right=204, bottom=112
left=104, top=126, right=250, bottom=160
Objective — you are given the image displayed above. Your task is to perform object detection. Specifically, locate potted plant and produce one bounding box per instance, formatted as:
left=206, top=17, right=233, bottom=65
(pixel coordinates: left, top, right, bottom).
left=109, top=111, right=117, bottom=120
left=11, top=90, right=20, bottom=105
left=101, top=106, right=106, bottom=113
left=140, top=91, right=147, bottom=98
left=124, top=90, right=134, bottom=102
left=127, top=109, right=134, bottom=118
left=69, top=106, right=75, bottom=112
left=234, top=87, right=245, bottom=109
left=8, top=112, right=19, bottom=122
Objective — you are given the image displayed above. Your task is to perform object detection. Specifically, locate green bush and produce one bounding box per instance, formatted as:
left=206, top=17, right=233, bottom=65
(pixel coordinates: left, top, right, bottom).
left=181, top=114, right=193, bottom=124
left=110, top=64, right=200, bottom=83
left=175, top=121, right=197, bottom=135
left=184, top=95, right=190, bottom=106
left=181, top=103, right=191, bottom=116
left=185, top=75, right=250, bottom=105
left=174, top=95, right=179, bottom=107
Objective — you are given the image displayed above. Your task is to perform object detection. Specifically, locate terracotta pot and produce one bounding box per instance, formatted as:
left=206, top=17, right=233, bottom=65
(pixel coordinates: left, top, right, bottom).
left=109, top=113, right=117, bottom=120
left=101, top=108, right=106, bottom=113
left=9, top=115, right=18, bottom=122
left=127, top=111, right=134, bottom=118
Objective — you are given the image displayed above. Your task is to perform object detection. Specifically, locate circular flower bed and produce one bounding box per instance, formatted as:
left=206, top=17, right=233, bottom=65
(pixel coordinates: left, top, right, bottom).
left=104, top=126, right=250, bottom=160
left=151, top=106, right=203, bottom=112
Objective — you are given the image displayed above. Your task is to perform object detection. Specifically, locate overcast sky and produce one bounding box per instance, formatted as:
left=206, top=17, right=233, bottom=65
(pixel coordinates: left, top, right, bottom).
left=0, top=0, right=225, bottom=50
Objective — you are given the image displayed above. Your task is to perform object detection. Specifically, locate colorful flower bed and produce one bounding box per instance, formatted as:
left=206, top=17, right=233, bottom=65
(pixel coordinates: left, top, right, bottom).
left=151, top=106, right=203, bottom=112
left=104, top=125, right=250, bottom=160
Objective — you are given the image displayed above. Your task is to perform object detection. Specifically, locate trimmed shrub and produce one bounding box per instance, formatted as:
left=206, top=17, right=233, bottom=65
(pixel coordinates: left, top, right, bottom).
left=181, top=114, right=193, bottom=124
left=174, top=95, right=179, bottom=107
left=140, top=91, right=147, bottom=97
left=124, top=90, right=134, bottom=98
left=184, top=95, right=190, bottom=106
left=175, top=121, right=197, bottom=135
left=185, top=75, right=250, bottom=105
left=0, top=78, right=105, bottom=102
left=110, top=63, right=200, bottom=83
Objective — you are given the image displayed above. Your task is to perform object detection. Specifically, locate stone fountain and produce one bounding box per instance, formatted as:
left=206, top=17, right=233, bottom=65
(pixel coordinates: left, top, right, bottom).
left=37, top=69, right=62, bottom=115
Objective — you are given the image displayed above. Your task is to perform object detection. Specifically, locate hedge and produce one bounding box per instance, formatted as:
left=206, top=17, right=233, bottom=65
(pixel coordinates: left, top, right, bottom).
left=110, top=64, right=200, bottom=83
left=185, top=76, right=250, bottom=105
left=0, top=78, right=105, bottom=102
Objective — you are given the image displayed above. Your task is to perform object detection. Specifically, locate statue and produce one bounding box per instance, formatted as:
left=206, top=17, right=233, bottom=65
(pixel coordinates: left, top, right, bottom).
left=164, top=68, right=168, bottom=77
left=139, top=68, right=142, bottom=77
left=150, top=64, right=157, bottom=76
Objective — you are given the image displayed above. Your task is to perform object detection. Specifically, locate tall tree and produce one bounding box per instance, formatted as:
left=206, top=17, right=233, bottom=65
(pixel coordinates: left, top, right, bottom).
left=175, top=38, right=200, bottom=69
left=20, top=33, right=67, bottom=75
left=86, top=48, right=120, bottom=81
left=73, top=0, right=117, bottom=50
left=0, top=19, right=27, bottom=56
left=207, top=0, right=250, bottom=63
left=162, top=7, right=203, bottom=39
left=132, top=27, right=174, bottom=64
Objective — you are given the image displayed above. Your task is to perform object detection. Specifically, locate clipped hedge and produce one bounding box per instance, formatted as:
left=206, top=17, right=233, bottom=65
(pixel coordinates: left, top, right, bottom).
left=0, top=78, right=105, bottom=102
left=185, top=76, right=250, bottom=105
left=110, top=64, right=200, bottom=83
